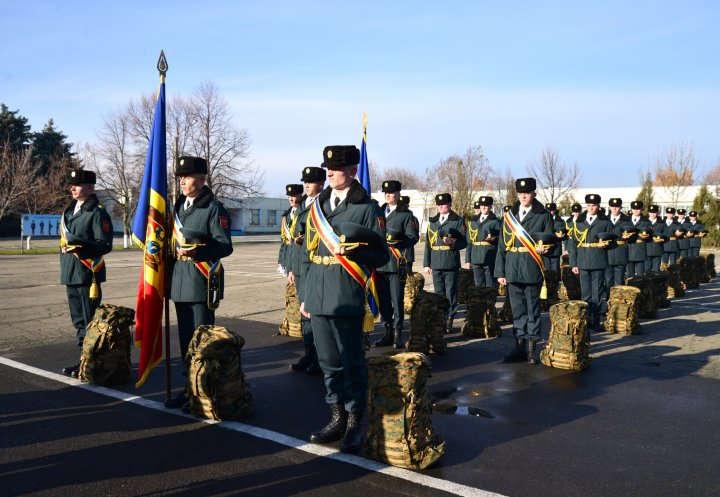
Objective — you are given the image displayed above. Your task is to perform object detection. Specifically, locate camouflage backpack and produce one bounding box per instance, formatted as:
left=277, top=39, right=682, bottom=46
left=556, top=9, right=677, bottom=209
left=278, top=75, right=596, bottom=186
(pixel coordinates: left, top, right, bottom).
left=461, top=286, right=500, bottom=338
left=457, top=268, right=472, bottom=304
left=645, top=271, right=670, bottom=309
left=604, top=286, right=641, bottom=335
left=625, top=276, right=657, bottom=318
left=706, top=253, right=716, bottom=278
left=79, top=304, right=135, bottom=386
left=407, top=290, right=448, bottom=355
left=365, top=352, right=445, bottom=469
left=278, top=282, right=302, bottom=338
left=186, top=325, right=253, bottom=420
left=403, top=272, right=425, bottom=315
left=540, top=300, right=591, bottom=371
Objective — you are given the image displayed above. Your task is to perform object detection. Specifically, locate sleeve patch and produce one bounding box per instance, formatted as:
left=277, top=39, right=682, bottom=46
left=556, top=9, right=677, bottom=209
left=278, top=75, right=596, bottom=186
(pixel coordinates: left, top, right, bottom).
left=102, top=220, right=111, bottom=232
left=219, top=216, right=229, bottom=229
left=377, top=216, right=385, bottom=232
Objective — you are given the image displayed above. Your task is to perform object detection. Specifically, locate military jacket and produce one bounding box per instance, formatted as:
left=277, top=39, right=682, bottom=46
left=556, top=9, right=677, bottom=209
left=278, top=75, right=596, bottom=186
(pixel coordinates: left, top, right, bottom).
left=278, top=206, right=297, bottom=270
left=627, top=215, right=651, bottom=262
left=170, top=186, right=233, bottom=303
left=288, top=195, right=316, bottom=303
left=547, top=213, right=566, bottom=259
left=493, top=199, right=553, bottom=284
left=646, top=218, right=665, bottom=257
left=406, top=212, right=419, bottom=265
left=465, top=212, right=501, bottom=266
left=661, top=219, right=681, bottom=253
left=607, top=214, right=632, bottom=266
left=568, top=212, right=613, bottom=271
left=676, top=217, right=690, bottom=251
left=423, top=210, right=467, bottom=270
left=685, top=219, right=705, bottom=249
left=60, top=194, right=113, bottom=285
left=303, top=181, right=390, bottom=317
left=377, top=203, right=419, bottom=273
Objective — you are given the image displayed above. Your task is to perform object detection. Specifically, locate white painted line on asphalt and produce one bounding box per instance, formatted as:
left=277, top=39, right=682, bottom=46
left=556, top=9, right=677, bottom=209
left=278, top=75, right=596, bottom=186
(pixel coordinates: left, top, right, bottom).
left=0, top=356, right=506, bottom=497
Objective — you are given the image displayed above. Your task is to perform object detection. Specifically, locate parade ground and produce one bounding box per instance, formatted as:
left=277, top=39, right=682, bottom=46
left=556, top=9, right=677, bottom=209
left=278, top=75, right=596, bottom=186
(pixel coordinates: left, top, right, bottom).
left=1, top=240, right=719, bottom=497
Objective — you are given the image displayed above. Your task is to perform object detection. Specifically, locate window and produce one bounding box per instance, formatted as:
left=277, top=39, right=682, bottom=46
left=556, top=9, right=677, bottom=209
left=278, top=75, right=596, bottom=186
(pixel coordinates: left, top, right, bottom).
left=250, top=209, right=260, bottom=226
left=267, top=209, right=277, bottom=226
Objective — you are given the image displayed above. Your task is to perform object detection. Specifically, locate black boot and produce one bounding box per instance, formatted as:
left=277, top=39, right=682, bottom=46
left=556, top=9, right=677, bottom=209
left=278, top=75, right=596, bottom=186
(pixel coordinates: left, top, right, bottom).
left=527, top=340, right=537, bottom=365
left=445, top=316, right=454, bottom=334
left=503, top=338, right=527, bottom=362
left=393, top=329, right=404, bottom=349
left=593, top=313, right=601, bottom=332
left=290, top=345, right=313, bottom=372
left=306, top=348, right=322, bottom=376
left=164, top=391, right=187, bottom=409
left=340, top=410, right=364, bottom=453
left=373, top=324, right=394, bottom=347
left=62, top=362, right=80, bottom=378
left=310, top=404, right=348, bottom=444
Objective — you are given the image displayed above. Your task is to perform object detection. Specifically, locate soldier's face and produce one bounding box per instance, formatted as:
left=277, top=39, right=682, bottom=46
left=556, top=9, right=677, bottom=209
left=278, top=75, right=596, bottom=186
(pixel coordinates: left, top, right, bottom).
left=518, top=191, right=535, bottom=208
left=480, top=205, right=491, bottom=215
left=437, top=204, right=450, bottom=215
left=631, top=208, right=642, bottom=217
left=180, top=174, right=205, bottom=198
left=587, top=204, right=599, bottom=215
left=666, top=214, right=674, bottom=220
left=385, top=192, right=399, bottom=205
left=70, top=184, right=94, bottom=202
left=474, top=208, right=481, bottom=216
left=288, top=195, right=302, bottom=208
left=305, top=181, right=324, bottom=197
left=649, top=212, right=657, bottom=219
left=610, top=206, right=621, bottom=216
left=327, top=166, right=357, bottom=190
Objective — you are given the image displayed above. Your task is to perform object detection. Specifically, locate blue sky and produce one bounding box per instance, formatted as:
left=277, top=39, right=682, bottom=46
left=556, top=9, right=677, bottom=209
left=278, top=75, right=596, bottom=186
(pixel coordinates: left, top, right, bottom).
left=2, top=1, right=719, bottom=196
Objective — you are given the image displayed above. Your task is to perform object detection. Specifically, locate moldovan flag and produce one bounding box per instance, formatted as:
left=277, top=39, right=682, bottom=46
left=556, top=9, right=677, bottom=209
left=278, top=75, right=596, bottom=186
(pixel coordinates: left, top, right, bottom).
left=131, top=78, right=167, bottom=388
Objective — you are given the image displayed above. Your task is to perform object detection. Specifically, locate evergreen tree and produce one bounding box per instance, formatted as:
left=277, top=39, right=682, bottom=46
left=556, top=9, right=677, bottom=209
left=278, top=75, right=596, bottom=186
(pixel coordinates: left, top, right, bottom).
left=0, top=103, right=32, bottom=152
left=31, top=119, right=74, bottom=177
left=692, top=185, right=720, bottom=247
left=636, top=170, right=654, bottom=214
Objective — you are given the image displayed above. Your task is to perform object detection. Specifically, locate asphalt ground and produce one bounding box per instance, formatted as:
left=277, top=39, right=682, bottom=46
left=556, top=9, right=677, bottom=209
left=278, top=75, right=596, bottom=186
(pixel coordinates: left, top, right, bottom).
left=1, top=243, right=719, bottom=497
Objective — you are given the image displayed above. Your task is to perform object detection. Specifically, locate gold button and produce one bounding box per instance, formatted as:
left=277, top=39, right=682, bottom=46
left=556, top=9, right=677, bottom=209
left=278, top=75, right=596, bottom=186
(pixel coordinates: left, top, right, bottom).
left=322, top=256, right=330, bottom=265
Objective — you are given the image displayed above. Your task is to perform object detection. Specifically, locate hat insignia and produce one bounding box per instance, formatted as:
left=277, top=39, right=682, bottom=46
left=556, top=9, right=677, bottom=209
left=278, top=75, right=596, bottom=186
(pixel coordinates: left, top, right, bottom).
left=384, top=182, right=388, bottom=187
left=327, top=150, right=333, bottom=159
left=590, top=195, right=595, bottom=200
left=305, top=167, right=310, bottom=173
left=287, top=187, right=291, bottom=192
left=180, top=159, right=185, bottom=165
left=71, top=171, right=76, bottom=177
left=339, top=234, right=346, bottom=243
left=520, top=180, right=526, bottom=186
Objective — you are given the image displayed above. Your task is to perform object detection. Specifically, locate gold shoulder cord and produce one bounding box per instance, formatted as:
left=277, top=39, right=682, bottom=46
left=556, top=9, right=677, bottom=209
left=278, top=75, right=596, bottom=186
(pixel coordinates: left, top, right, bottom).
left=502, top=222, right=516, bottom=251
left=427, top=227, right=439, bottom=248
left=289, top=214, right=299, bottom=238
left=573, top=223, right=589, bottom=245
left=306, top=218, right=320, bottom=259
left=280, top=216, right=289, bottom=244
left=467, top=220, right=478, bottom=244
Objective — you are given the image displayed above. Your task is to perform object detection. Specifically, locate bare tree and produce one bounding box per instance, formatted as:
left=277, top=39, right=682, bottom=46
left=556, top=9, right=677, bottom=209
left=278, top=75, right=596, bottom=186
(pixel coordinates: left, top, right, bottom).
left=22, top=151, right=74, bottom=214
left=488, top=165, right=517, bottom=210
left=526, top=147, right=580, bottom=204
left=378, top=165, right=423, bottom=190
left=0, top=142, right=40, bottom=219
left=186, top=81, right=263, bottom=199
left=653, top=143, right=697, bottom=206
left=704, top=161, right=720, bottom=197
left=368, top=160, right=382, bottom=193
left=433, top=145, right=492, bottom=217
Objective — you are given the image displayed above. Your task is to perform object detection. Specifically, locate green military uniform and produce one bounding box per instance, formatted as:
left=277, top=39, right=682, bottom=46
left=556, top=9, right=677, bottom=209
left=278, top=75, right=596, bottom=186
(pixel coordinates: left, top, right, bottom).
left=465, top=197, right=500, bottom=287
left=399, top=195, right=418, bottom=272
left=661, top=208, right=681, bottom=266
left=288, top=168, right=325, bottom=374
left=646, top=205, right=665, bottom=271
left=279, top=184, right=304, bottom=275
left=626, top=200, right=651, bottom=277
left=60, top=174, right=113, bottom=348
left=170, top=159, right=233, bottom=364
left=375, top=181, right=420, bottom=348
left=494, top=180, right=553, bottom=357
left=685, top=211, right=704, bottom=257
left=541, top=203, right=564, bottom=272
left=424, top=193, right=467, bottom=332
left=568, top=194, right=613, bottom=331
left=304, top=146, right=389, bottom=454
left=676, top=210, right=690, bottom=258
left=606, top=199, right=632, bottom=289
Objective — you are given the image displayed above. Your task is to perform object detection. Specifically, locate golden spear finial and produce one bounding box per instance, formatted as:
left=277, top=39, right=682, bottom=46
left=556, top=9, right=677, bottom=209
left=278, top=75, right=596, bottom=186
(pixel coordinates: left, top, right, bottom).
left=157, top=50, right=168, bottom=83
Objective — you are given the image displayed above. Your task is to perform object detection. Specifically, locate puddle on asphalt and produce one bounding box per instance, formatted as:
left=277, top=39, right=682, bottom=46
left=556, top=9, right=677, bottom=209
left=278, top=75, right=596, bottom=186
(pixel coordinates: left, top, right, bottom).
left=430, top=386, right=496, bottom=418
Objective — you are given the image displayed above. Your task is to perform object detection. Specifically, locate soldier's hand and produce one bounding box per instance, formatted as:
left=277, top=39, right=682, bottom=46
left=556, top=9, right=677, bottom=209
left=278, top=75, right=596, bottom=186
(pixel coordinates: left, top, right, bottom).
left=294, top=236, right=305, bottom=245
left=424, top=266, right=432, bottom=276
left=444, top=237, right=456, bottom=247
left=536, top=246, right=548, bottom=255
left=335, top=246, right=356, bottom=255
left=465, top=263, right=471, bottom=269
left=300, top=301, right=311, bottom=319
left=599, top=241, right=609, bottom=249
left=61, top=247, right=67, bottom=254
left=572, top=267, right=579, bottom=275
left=176, top=247, right=197, bottom=258
left=288, top=272, right=295, bottom=285
left=497, top=277, right=507, bottom=286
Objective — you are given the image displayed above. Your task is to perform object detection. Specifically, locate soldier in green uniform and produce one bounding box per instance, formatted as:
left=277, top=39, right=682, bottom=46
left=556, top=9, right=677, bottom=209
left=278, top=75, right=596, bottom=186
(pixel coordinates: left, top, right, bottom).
left=662, top=207, right=681, bottom=266
left=494, top=178, right=554, bottom=364
left=399, top=195, right=419, bottom=272
left=676, top=209, right=690, bottom=258
left=288, top=168, right=326, bottom=374
left=606, top=198, right=632, bottom=289
left=374, top=181, right=419, bottom=349
left=423, top=193, right=468, bottom=334
left=686, top=211, right=704, bottom=257
left=278, top=185, right=304, bottom=277
left=627, top=200, right=651, bottom=277
left=166, top=156, right=234, bottom=409
left=563, top=203, right=582, bottom=253
left=543, top=202, right=564, bottom=272
left=646, top=205, right=665, bottom=271
left=465, top=196, right=500, bottom=287
left=303, top=145, right=389, bottom=453
left=60, top=169, right=114, bottom=377
left=568, top=194, right=613, bottom=331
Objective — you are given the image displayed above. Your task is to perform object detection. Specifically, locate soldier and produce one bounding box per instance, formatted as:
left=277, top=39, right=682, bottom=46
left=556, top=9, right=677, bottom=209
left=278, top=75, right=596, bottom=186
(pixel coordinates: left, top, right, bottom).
left=303, top=145, right=389, bottom=453
left=686, top=211, right=705, bottom=257
left=646, top=205, right=665, bottom=271
left=165, top=156, right=234, bottom=409
left=494, top=178, right=554, bottom=365
left=676, top=209, right=690, bottom=258
left=627, top=200, right=651, bottom=277
left=662, top=207, right=681, bottom=266
left=606, top=198, right=632, bottom=289
left=423, top=193, right=468, bottom=334
left=465, top=196, right=501, bottom=288
left=564, top=203, right=582, bottom=253
left=399, top=195, right=419, bottom=272
left=288, top=168, right=326, bottom=375
left=374, top=181, right=419, bottom=348
left=278, top=185, right=304, bottom=276
left=60, top=168, right=113, bottom=377
left=568, top=194, right=613, bottom=331
left=543, top=202, right=564, bottom=272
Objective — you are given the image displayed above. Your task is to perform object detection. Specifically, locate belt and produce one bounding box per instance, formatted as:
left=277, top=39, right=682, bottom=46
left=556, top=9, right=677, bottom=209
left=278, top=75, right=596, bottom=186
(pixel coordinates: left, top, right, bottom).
left=507, top=246, right=530, bottom=252
left=311, top=255, right=341, bottom=265
left=669, top=237, right=677, bottom=240
left=578, top=242, right=603, bottom=248
left=473, top=241, right=494, bottom=246
left=431, top=246, right=451, bottom=250
left=176, top=255, right=194, bottom=261
left=616, top=240, right=626, bottom=245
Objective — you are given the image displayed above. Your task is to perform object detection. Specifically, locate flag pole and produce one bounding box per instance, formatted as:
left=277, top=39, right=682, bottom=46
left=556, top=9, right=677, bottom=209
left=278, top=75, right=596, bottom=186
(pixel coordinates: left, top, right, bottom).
left=157, top=50, right=172, bottom=402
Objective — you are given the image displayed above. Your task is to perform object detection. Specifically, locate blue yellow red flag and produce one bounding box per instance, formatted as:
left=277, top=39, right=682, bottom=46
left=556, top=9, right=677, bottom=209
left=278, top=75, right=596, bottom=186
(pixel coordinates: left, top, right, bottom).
left=131, top=79, right=167, bottom=388
left=358, top=112, right=371, bottom=194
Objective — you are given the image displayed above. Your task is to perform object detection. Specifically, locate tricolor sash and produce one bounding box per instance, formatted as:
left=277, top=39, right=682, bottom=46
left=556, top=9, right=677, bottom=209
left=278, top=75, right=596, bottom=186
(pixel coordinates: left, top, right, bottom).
left=309, top=197, right=380, bottom=329
left=60, top=214, right=105, bottom=298
left=281, top=213, right=298, bottom=244
left=173, top=210, right=222, bottom=279
left=503, top=210, right=544, bottom=272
